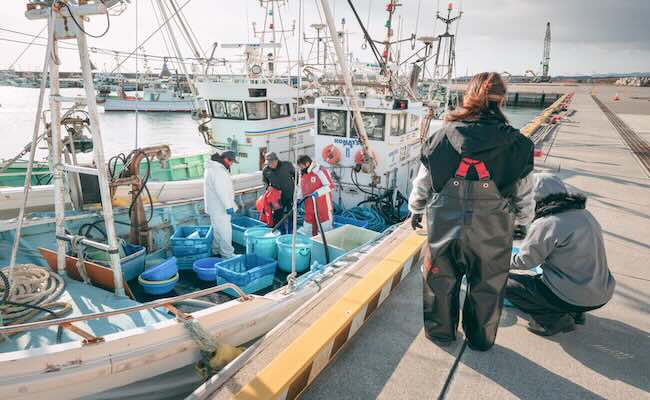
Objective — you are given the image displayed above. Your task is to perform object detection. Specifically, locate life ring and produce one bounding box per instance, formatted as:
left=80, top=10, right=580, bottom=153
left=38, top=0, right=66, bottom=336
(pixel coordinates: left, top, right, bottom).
left=322, top=144, right=342, bottom=165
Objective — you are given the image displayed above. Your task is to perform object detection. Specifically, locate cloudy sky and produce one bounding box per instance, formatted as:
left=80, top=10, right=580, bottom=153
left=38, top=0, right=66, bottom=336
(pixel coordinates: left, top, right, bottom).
left=1, top=0, right=648, bottom=76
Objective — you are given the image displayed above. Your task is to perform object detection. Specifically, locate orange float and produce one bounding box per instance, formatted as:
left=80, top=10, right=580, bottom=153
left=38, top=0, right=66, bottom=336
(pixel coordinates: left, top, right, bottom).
left=322, top=144, right=342, bottom=165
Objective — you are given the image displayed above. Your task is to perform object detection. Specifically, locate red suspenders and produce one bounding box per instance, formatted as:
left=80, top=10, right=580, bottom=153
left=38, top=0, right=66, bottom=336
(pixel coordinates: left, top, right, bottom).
left=455, top=157, right=490, bottom=180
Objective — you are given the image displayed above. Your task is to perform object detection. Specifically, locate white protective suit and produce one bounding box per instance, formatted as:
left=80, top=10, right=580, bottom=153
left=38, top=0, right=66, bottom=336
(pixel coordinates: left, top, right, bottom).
left=204, top=159, right=237, bottom=258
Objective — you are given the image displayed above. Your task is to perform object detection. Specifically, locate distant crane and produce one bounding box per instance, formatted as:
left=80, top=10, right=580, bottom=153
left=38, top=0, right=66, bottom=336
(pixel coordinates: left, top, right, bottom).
left=540, top=22, right=551, bottom=82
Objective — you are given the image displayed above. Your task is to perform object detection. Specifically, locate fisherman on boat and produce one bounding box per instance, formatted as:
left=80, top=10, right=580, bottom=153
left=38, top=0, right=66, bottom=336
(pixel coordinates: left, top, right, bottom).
left=506, top=173, right=615, bottom=337
left=409, top=72, right=535, bottom=351
left=262, top=152, right=296, bottom=233
left=204, top=151, right=238, bottom=258
left=297, top=155, right=335, bottom=237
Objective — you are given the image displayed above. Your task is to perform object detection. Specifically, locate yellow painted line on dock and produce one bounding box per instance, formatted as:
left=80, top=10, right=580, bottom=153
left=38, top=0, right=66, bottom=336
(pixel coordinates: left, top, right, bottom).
left=234, top=229, right=426, bottom=400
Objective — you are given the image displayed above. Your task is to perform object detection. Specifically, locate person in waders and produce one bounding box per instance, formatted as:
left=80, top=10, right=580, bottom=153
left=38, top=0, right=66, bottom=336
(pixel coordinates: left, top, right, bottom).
left=409, top=72, right=535, bottom=351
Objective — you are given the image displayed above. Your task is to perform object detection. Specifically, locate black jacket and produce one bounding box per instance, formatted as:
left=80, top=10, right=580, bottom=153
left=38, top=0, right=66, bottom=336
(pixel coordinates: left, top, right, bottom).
left=262, top=160, right=296, bottom=206
left=421, top=115, right=534, bottom=198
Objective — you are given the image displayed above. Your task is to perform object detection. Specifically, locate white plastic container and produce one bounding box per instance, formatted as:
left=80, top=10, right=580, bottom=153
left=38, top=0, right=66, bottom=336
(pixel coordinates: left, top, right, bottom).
left=311, top=225, right=380, bottom=265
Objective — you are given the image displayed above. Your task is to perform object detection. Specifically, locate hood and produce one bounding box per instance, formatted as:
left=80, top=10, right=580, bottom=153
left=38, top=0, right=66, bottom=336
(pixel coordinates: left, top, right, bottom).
left=533, top=173, right=567, bottom=202
left=534, top=192, right=586, bottom=220
left=205, top=158, right=230, bottom=173
left=445, top=117, right=519, bottom=161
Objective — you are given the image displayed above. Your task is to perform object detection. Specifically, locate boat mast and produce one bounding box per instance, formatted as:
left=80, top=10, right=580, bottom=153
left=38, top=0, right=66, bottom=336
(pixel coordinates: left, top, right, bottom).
left=318, top=0, right=376, bottom=176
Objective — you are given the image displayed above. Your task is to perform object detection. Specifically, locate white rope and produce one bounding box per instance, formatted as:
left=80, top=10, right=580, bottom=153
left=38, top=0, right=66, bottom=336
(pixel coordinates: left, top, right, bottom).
left=0, top=265, right=67, bottom=326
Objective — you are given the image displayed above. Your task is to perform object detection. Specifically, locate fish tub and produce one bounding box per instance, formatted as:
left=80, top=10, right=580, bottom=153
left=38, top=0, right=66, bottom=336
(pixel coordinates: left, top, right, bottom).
left=311, top=225, right=380, bottom=265
left=86, top=242, right=146, bottom=282
left=231, top=216, right=266, bottom=246
left=138, top=273, right=179, bottom=295
left=192, top=257, right=224, bottom=281
left=276, top=234, right=312, bottom=273
left=245, top=227, right=281, bottom=260
left=141, top=257, right=178, bottom=281
left=216, top=254, right=277, bottom=296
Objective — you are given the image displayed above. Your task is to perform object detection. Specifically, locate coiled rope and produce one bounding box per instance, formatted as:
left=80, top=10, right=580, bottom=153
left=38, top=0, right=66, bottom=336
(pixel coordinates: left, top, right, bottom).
left=0, top=265, right=71, bottom=335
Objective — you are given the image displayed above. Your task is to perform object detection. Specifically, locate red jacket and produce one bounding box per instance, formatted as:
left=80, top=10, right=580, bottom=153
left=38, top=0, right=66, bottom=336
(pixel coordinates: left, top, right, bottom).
left=256, top=187, right=282, bottom=226
left=301, top=163, right=334, bottom=225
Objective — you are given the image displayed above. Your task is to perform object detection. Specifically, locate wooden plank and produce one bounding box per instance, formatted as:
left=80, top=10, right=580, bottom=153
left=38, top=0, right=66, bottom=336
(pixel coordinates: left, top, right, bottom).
left=37, top=247, right=134, bottom=299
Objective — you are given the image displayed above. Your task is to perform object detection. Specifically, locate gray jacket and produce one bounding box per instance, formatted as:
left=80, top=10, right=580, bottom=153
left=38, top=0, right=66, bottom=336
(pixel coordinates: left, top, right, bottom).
left=408, top=164, right=535, bottom=226
left=511, top=174, right=615, bottom=307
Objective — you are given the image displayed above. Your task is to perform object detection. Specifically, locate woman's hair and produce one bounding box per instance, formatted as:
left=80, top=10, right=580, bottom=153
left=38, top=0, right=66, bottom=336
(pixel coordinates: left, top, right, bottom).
left=445, top=72, right=508, bottom=123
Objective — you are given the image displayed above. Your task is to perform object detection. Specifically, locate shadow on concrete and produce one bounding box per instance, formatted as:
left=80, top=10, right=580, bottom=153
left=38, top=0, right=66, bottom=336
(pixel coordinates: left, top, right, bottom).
left=456, top=343, right=607, bottom=399
left=550, top=314, right=650, bottom=394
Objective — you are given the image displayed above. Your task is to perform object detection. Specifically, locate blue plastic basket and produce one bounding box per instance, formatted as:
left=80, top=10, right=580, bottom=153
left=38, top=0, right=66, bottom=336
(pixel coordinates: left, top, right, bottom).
left=89, top=243, right=146, bottom=282
left=176, top=251, right=211, bottom=269
left=216, top=254, right=277, bottom=296
left=333, top=215, right=369, bottom=229
left=141, top=257, right=178, bottom=281
left=231, top=216, right=266, bottom=246
left=192, top=257, right=224, bottom=281
left=171, top=226, right=213, bottom=257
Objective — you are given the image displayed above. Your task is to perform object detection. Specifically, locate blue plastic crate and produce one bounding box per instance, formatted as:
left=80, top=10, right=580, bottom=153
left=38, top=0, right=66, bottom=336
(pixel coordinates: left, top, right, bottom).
left=176, top=251, right=211, bottom=269
left=216, top=254, right=277, bottom=296
left=231, top=216, right=266, bottom=246
left=88, top=243, right=146, bottom=282
left=333, top=215, right=369, bottom=229
left=171, top=226, right=213, bottom=257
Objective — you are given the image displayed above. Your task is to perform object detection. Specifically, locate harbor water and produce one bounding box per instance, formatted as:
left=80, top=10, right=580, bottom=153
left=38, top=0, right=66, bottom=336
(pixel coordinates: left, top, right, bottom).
left=0, top=87, right=542, bottom=162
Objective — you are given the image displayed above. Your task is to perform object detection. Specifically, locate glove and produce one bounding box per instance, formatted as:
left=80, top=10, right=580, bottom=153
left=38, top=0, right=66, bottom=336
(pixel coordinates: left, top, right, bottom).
left=411, top=213, right=423, bottom=230
left=513, top=225, right=527, bottom=240
left=226, top=208, right=235, bottom=216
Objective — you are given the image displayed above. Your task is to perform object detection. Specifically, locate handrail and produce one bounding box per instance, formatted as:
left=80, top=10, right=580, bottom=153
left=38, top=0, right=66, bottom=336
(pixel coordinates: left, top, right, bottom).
left=0, top=283, right=252, bottom=336
left=520, top=93, right=571, bottom=137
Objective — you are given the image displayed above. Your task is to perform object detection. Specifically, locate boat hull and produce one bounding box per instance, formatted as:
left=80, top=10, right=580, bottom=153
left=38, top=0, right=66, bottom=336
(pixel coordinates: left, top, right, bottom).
left=0, top=289, right=316, bottom=400
left=103, top=99, right=194, bottom=112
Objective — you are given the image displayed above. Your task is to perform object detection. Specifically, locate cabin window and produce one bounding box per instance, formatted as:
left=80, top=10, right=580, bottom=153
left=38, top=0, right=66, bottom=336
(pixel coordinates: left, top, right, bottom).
left=351, top=112, right=385, bottom=141
left=409, top=114, right=419, bottom=130
left=399, top=114, right=407, bottom=134
left=307, top=108, right=315, bottom=119
left=210, top=100, right=244, bottom=120
left=318, top=110, right=347, bottom=137
left=245, top=101, right=268, bottom=120
left=295, top=98, right=306, bottom=113
left=270, top=102, right=291, bottom=119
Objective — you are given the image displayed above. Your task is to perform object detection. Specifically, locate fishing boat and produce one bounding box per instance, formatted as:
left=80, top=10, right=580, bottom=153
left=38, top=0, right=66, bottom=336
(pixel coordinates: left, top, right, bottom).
left=103, top=81, right=194, bottom=112
left=0, top=2, right=408, bottom=400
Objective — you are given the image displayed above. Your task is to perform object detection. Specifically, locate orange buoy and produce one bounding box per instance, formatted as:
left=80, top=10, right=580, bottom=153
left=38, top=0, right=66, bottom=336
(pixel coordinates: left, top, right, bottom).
left=322, top=144, right=342, bottom=165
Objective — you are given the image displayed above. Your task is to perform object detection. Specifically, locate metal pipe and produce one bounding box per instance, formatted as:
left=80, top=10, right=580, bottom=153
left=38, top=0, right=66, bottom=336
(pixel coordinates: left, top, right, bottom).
left=0, top=283, right=252, bottom=336
left=8, top=10, right=54, bottom=273
left=76, top=17, right=126, bottom=297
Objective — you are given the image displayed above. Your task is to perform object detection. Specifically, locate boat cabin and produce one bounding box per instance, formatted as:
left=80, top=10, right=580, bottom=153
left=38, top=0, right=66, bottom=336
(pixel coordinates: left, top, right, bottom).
left=308, top=95, right=442, bottom=209
left=197, top=81, right=315, bottom=173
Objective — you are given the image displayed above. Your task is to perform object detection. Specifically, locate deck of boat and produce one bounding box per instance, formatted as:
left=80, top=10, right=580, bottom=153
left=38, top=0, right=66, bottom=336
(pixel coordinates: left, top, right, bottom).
left=207, top=85, right=650, bottom=399
left=0, top=275, right=171, bottom=353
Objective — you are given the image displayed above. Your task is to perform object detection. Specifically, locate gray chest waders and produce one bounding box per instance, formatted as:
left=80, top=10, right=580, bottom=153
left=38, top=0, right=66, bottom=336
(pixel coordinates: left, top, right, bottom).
left=423, top=157, right=514, bottom=351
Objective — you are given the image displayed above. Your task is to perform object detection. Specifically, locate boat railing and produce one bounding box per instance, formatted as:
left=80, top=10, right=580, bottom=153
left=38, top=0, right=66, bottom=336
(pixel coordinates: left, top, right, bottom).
left=0, top=283, right=252, bottom=339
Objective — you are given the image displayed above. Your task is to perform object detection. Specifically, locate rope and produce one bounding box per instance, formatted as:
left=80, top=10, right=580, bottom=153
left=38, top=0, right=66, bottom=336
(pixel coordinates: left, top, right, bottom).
left=182, top=319, right=243, bottom=380
left=0, top=265, right=71, bottom=334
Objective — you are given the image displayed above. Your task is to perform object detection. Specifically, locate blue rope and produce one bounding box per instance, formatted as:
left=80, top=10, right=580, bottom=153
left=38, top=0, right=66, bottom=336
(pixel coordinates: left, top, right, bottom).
left=340, top=207, right=386, bottom=232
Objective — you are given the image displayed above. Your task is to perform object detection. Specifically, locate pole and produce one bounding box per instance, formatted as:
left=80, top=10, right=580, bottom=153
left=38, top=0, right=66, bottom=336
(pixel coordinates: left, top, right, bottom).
left=8, top=10, right=55, bottom=274
left=318, top=0, right=376, bottom=174
left=77, top=19, right=126, bottom=297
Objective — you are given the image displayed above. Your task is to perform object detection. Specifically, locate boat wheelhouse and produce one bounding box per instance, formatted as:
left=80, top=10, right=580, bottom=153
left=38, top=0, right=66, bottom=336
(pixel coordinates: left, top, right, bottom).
left=197, top=81, right=314, bottom=173
left=308, top=95, right=442, bottom=209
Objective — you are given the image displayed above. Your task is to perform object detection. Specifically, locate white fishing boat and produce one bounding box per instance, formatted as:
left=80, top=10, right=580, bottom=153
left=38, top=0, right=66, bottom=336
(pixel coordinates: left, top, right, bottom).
left=104, top=82, right=194, bottom=112
left=0, top=3, right=402, bottom=400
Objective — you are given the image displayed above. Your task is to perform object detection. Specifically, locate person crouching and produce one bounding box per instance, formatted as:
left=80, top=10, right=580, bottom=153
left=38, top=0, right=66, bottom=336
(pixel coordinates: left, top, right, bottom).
left=506, top=173, right=616, bottom=336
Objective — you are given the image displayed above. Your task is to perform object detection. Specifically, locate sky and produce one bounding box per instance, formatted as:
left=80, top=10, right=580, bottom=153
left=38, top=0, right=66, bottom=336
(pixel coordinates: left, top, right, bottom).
left=1, top=0, right=649, bottom=76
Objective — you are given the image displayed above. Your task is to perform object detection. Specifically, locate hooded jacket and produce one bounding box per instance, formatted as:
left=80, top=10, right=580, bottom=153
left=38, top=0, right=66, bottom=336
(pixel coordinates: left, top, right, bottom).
left=263, top=160, right=296, bottom=207
left=409, top=116, right=535, bottom=225
left=511, top=174, right=615, bottom=307
left=204, top=157, right=237, bottom=216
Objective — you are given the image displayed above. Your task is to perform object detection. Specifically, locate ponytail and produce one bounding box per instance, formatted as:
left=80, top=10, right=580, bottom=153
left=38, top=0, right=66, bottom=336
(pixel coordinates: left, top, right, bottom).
left=445, top=72, right=508, bottom=123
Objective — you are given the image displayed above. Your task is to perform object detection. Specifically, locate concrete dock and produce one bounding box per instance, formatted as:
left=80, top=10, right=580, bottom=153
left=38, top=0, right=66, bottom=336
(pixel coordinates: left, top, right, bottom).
left=206, top=84, right=650, bottom=400
left=299, top=85, right=650, bottom=399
